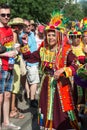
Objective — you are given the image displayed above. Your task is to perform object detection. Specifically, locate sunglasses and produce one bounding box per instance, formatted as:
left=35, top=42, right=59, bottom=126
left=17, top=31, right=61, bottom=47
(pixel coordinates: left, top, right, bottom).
left=27, top=24, right=31, bottom=27
left=83, top=35, right=87, bottom=38
left=69, top=35, right=81, bottom=39
left=0, top=13, right=11, bottom=18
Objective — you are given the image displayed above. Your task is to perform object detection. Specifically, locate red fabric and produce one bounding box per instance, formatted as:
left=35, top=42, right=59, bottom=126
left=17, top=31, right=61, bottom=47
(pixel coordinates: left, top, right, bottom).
left=78, top=56, right=85, bottom=64
left=38, top=41, right=45, bottom=50
left=0, top=27, right=13, bottom=70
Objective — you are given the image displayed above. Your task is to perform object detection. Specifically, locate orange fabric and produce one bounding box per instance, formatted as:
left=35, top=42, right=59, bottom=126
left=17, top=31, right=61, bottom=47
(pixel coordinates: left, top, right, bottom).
left=58, top=82, right=74, bottom=111
left=45, top=120, right=53, bottom=129
left=55, top=41, right=74, bottom=112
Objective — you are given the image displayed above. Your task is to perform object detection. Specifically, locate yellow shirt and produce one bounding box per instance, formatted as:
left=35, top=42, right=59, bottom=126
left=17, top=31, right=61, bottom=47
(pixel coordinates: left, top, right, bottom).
left=71, top=42, right=85, bottom=56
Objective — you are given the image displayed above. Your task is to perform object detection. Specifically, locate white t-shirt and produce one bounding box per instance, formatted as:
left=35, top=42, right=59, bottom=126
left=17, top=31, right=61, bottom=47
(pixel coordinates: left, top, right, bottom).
left=35, top=35, right=44, bottom=49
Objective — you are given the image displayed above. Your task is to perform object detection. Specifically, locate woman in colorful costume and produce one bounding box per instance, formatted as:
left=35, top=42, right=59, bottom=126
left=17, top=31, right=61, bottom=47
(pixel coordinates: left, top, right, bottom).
left=21, top=12, right=86, bottom=130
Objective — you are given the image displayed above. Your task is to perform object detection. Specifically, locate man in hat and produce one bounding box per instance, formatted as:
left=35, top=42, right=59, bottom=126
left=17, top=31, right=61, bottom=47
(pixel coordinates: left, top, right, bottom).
left=0, top=3, right=21, bottom=130
left=68, top=30, right=86, bottom=117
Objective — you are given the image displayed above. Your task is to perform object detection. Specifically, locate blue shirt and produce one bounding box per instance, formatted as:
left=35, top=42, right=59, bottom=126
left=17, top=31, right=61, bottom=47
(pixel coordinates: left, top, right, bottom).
left=19, top=31, right=38, bottom=66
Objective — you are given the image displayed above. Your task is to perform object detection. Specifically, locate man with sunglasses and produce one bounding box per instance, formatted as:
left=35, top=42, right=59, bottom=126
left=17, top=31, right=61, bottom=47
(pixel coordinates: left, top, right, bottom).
left=68, top=31, right=86, bottom=116
left=68, top=31, right=84, bottom=55
left=0, top=3, right=21, bottom=130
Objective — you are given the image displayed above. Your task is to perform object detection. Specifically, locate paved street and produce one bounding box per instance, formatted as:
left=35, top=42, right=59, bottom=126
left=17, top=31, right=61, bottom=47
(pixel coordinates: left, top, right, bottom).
left=5, top=92, right=40, bottom=130
left=9, top=98, right=32, bottom=130
left=2, top=92, right=87, bottom=130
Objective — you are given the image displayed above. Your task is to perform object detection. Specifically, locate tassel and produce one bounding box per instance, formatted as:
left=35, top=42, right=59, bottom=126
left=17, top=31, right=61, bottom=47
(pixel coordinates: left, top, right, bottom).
left=70, top=120, right=80, bottom=130
left=45, top=120, right=49, bottom=128
left=49, top=120, right=53, bottom=130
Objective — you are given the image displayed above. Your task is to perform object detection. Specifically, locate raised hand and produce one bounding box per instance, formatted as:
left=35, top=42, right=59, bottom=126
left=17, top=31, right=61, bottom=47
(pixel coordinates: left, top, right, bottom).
left=54, top=68, right=64, bottom=80
left=21, top=34, right=28, bottom=45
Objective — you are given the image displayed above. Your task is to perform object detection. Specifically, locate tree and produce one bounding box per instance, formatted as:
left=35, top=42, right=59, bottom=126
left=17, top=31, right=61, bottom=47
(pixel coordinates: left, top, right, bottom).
left=64, top=2, right=84, bottom=21
left=1, top=0, right=66, bottom=23
left=80, top=1, right=87, bottom=17
left=0, top=0, right=85, bottom=24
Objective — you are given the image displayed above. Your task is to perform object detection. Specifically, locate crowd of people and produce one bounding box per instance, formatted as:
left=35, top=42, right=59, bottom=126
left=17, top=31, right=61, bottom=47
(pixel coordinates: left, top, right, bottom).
left=0, top=2, right=87, bottom=130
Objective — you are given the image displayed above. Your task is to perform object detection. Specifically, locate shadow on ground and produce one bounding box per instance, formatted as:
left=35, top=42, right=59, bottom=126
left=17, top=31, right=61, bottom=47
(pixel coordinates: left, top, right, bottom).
left=18, top=107, right=40, bottom=130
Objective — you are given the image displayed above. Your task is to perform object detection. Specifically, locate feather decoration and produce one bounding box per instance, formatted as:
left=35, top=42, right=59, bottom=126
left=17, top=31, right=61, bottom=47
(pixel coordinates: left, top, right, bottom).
left=80, top=17, right=87, bottom=32
left=50, top=10, right=66, bottom=30
left=50, top=11, right=63, bottom=27
left=45, top=10, right=69, bottom=32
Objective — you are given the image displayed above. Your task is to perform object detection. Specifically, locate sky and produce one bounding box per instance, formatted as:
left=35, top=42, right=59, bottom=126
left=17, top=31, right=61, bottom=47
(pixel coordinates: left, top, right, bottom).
left=79, top=0, right=87, bottom=1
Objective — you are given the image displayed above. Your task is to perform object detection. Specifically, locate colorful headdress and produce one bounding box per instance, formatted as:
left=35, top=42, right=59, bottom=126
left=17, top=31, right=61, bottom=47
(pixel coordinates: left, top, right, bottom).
left=68, top=20, right=82, bottom=36
left=80, top=17, right=87, bottom=32
left=68, top=30, right=82, bottom=36
left=68, top=20, right=81, bottom=32
left=45, top=10, right=69, bottom=33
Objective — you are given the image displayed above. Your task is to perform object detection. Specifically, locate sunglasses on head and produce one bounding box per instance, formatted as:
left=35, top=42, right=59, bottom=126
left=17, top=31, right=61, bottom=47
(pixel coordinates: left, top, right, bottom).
left=69, top=35, right=81, bottom=39
left=0, top=13, right=11, bottom=18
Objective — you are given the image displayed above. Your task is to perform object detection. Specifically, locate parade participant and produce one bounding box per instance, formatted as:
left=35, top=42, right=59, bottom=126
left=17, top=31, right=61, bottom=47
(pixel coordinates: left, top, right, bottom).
left=73, top=18, right=87, bottom=89
left=0, top=3, right=21, bottom=129
left=22, top=11, right=82, bottom=130
left=81, top=17, right=87, bottom=114
left=72, top=18, right=87, bottom=114
left=19, top=19, right=40, bottom=108
left=8, top=17, right=26, bottom=119
left=82, top=18, right=87, bottom=46
left=68, top=30, right=86, bottom=113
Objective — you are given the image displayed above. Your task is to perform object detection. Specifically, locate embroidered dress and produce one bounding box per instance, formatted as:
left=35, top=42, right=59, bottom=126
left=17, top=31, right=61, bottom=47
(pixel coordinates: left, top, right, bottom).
left=23, top=43, right=82, bottom=129
left=38, top=47, right=70, bottom=130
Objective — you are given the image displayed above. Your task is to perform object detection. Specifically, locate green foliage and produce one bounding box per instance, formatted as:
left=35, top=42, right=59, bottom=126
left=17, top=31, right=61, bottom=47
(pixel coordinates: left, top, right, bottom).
left=80, top=1, right=87, bottom=17
left=64, top=3, right=84, bottom=21
left=0, top=0, right=66, bottom=23
left=0, top=0, right=85, bottom=24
